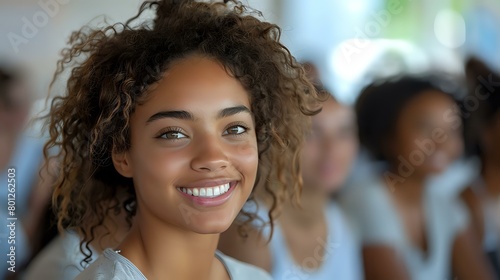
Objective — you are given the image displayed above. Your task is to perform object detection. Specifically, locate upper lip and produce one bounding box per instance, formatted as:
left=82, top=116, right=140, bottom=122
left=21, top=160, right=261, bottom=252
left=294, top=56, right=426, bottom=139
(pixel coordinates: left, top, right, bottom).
left=179, top=178, right=238, bottom=189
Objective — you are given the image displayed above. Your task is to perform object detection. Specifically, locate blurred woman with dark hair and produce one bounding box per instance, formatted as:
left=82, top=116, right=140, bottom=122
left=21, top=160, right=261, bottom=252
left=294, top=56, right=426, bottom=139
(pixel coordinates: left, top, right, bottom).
left=343, top=75, right=494, bottom=280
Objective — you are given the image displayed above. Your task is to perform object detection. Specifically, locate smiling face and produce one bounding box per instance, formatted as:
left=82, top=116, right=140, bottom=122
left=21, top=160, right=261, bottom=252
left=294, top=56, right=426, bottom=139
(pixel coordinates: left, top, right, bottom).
left=112, top=55, right=258, bottom=234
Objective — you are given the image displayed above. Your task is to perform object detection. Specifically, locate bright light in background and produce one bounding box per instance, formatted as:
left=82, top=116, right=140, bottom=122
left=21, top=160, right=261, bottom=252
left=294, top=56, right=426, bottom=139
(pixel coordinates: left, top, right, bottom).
left=346, top=0, right=366, bottom=13
left=434, top=9, right=466, bottom=48
left=330, top=39, right=430, bottom=104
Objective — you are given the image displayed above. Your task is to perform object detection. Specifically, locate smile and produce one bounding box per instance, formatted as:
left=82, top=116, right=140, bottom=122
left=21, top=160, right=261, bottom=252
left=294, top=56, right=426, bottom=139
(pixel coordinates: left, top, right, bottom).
left=176, top=183, right=230, bottom=198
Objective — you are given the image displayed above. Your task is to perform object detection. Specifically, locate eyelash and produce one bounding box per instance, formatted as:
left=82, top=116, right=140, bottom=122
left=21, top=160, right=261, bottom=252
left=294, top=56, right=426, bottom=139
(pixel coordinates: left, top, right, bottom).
left=156, top=127, right=186, bottom=140
left=155, top=123, right=250, bottom=141
left=223, top=122, right=250, bottom=136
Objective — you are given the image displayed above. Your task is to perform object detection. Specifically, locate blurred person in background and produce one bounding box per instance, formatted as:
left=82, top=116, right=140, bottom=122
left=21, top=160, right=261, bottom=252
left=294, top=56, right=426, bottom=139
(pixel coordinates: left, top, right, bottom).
left=23, top=186, right=131, bottom=280
left=460, top=57, right=500, bottom=278
left=343, top=76, right=494, bottom=280
left=0, top=66, right=50, bottom=279
left=219, top=83, right=364, bottom=279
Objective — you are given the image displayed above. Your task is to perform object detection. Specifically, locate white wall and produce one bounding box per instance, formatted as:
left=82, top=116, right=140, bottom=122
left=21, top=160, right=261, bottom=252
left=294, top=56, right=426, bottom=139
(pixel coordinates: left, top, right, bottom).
left=0, top=0, right=279, bottom=101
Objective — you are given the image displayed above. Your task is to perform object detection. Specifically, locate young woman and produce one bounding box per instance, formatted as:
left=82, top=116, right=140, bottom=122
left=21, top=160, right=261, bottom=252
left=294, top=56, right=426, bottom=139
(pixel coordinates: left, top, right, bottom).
left=460, top=57, right=500, bottom=278
left=219, top=93, right=364, bottom=280
left=43, top=1, right=320, bottom=279
left=345, top=76, right=494, bottom=280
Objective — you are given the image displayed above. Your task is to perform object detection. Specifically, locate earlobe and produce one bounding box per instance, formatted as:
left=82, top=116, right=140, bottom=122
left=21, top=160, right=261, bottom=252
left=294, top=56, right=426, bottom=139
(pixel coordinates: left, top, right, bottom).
left=112, top=150, right=133, bottom=178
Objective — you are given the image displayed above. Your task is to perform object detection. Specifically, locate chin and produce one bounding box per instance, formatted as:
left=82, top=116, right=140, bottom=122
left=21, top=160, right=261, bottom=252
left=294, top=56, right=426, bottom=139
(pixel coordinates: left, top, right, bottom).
left=186, top=215, right=235, bottom=234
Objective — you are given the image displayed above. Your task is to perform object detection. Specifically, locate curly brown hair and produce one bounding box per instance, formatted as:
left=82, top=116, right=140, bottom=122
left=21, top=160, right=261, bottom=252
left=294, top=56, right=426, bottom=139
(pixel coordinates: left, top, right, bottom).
left=43, top=0, right=321, bottom=264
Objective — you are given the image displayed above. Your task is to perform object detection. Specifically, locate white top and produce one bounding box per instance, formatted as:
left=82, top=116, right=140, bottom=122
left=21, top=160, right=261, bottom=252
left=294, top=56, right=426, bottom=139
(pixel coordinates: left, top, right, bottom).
left=342, top=178, right=469, bottom=280
left=75, top=248, right=272, bottom=280
left=251, top=202, right=364, bottom=280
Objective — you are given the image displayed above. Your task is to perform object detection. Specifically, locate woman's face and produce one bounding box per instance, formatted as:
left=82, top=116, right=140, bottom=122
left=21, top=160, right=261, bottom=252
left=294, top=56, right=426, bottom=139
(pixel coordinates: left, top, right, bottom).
left=114, top=55, right=258, bottom=234
left=390, top=90, right=463, bottom=176
left=301, top=97, right=358, bottom=192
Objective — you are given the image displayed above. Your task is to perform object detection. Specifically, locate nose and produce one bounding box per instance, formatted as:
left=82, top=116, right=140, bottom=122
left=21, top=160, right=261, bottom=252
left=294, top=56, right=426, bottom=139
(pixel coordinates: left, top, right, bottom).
left=190, top=136, right=229, bottom=173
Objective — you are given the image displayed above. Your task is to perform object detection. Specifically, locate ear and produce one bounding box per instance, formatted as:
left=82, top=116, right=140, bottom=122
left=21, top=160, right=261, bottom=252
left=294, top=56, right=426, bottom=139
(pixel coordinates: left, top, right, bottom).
left=112, top=150, right=133, bottom=178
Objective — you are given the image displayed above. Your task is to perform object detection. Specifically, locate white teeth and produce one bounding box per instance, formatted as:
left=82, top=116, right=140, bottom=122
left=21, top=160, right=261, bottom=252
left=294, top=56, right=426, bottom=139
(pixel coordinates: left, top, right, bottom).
left=178, top=183, right=232, bottom=198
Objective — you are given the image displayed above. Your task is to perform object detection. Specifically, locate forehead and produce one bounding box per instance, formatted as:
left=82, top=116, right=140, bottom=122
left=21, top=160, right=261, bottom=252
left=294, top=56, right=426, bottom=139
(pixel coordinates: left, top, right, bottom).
left=138, top=55, right=251, bottom=114
left=404, top=90, right=455, bottom=111
left=313, top=97, right=353, bottom=124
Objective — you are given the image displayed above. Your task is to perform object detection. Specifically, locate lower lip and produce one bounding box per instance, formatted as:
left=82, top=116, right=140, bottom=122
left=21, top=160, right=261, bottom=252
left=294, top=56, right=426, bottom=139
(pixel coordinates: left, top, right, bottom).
left=178, top=182, right=237, bottom=207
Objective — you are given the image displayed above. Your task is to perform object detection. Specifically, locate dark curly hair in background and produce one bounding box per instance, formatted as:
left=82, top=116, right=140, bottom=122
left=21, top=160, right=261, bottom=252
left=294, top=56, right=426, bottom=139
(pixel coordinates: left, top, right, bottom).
left=43, top=0, right=321, bottom=265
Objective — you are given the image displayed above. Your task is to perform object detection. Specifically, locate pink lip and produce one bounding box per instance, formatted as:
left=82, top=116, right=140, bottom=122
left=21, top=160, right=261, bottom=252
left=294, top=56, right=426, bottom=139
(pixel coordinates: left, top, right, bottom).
left=178, top=181, right=238, bottom=207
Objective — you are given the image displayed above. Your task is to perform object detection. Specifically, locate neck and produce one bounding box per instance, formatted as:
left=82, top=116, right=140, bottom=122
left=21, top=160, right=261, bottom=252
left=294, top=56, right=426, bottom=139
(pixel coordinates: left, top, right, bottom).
left=119, top=209, right=222, bottom=280
left=385, top=165, right=427, bottom=204
left=282, top=184, right=329, bottom=227
left=482, top=158, right=500, bottom=197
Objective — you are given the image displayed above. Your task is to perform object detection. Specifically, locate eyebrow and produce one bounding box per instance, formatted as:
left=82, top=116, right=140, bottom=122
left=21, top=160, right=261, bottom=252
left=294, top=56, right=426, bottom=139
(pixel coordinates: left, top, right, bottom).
left=146, top=110, right=193, bottom=123
left=218, top=105, right=251, bottom=118
left=146, top=105, right=251, bottom=124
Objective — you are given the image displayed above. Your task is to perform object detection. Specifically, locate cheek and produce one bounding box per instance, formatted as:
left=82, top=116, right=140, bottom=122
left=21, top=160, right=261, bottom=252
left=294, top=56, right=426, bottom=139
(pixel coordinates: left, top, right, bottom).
left=446, top=134, right=464, bottom=159
left=301, top=143, right=317, bottom=164
left=394, top=134, right=418, bottom=158
left=231, top=141, right=259, bottom=186
left=129, top=134, right=189, bottom=191
left=338, top=140, right=358, bottom=165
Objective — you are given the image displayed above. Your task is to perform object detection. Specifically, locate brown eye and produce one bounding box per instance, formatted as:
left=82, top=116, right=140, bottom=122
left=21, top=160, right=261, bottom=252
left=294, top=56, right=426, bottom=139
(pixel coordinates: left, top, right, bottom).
left=223, top=125, right=247, bottom=135
left=159, top=131, right=187, bottom=140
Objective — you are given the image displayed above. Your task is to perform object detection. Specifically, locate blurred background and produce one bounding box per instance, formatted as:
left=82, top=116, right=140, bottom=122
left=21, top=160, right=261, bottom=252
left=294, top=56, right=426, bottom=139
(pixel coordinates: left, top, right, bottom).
left=1, top=0, right=500, bottom=279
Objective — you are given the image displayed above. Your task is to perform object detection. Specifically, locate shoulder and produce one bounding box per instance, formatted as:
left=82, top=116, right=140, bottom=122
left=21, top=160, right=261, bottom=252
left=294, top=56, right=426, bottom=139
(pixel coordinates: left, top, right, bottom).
left=340, top=180, right=402, bottom=244
left=430, top=189, right=470, bottom=233
left=24, top=232, right=87, bottom=280
left=340, top=179, right=392, bottom=224
left=216, top=250, right=273, bottom=280
left=75, top=249, right=146, bottom=280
